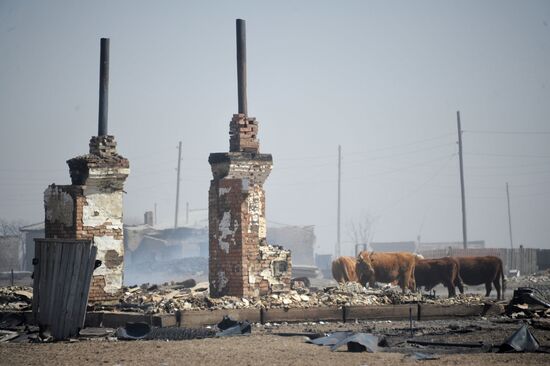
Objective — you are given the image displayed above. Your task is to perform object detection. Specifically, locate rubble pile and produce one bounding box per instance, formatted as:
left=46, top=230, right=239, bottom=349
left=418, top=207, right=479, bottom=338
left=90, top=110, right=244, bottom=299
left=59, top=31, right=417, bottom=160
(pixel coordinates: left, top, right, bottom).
left=101, top=282, right=487, bottom=314
left=0, top=282, right=496, bottom=315
left=0, top=287, right=33, bottom=311
left=507, top=271, right=550, bottom=288
left=421, top=293, right=486, bottom=305
left=506, top=287, right=550, bottom=320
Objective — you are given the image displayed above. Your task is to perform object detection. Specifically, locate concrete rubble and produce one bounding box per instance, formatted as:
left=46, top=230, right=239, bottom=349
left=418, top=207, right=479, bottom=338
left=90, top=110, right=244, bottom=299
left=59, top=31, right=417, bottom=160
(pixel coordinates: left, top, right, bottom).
left=0, top=282, right=519, bottom=315
left=92, top=282, right=490, bottom=314
left=2, top=272, right=550, bottom=318
left=0, top=287, right=32, bottom=311
left=507, top=271, right=550, bottom=287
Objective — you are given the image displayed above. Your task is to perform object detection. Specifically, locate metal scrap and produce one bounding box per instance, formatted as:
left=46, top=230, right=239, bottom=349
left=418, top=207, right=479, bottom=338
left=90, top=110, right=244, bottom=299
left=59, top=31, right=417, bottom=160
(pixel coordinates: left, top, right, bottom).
left=411, top=352, right=440, bottom=360
left=116, top=322, right=215, bottom=341
left=216, top=316, right=251, bottom=337
left=307, top=331, right=385, bottom=353
left=499, top=324, right=540, bottom=353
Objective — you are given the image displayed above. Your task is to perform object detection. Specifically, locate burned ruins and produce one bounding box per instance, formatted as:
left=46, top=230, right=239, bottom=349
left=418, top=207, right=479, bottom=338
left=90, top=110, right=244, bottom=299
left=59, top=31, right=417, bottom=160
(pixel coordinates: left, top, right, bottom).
left=208, top=19, right=291, bottom=298
left=1, top=12, right=550, bottom=366
left=43, top=38, right=129, bottom=302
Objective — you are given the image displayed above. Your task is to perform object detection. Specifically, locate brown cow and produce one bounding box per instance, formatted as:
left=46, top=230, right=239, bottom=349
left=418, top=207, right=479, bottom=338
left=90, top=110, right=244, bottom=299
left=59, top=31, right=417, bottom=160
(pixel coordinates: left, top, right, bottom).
left=415, top=257, right=464, bottom=297
left=331, top=256, right=359, bottom=283
left=455, top=256, right=506, bottom=300
left=356, top=251, right=417, bottom=293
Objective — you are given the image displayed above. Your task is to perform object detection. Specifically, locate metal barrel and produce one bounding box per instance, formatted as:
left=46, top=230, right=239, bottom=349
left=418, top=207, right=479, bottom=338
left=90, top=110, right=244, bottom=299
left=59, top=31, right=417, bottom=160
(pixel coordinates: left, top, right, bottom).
left=236, top=19, right=247, bottom=116
left=98, top=38, right=109, bottom=136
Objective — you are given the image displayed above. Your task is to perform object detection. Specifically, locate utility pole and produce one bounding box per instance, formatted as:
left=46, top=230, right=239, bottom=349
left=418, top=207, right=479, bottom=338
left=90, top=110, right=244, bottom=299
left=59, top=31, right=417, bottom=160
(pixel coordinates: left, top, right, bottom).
left=506, top=182, right=514, bottom=250
left=506, top=182, right=518, bottom=269
left=457, top=111, right=468, bottom=249
left=336, top=145, right=341, bottom=257
left=174, top=141, right=182, bottom=228
left=154, top=202, right=157, bottom=226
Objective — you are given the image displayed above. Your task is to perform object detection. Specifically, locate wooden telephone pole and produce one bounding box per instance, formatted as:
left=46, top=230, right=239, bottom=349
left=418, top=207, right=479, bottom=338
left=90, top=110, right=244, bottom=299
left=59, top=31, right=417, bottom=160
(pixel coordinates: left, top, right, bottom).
left=174, top=141, right=182, bottom=228
left=457, top=111, right=468, bottom=249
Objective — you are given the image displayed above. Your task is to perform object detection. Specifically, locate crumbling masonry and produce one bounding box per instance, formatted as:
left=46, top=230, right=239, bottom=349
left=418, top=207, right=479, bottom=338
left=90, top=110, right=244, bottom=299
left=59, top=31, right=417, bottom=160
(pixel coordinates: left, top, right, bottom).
left=43, top=38, right=129, bottom=302
left=44, top=136, right=129, bottom=302
left=208, top=19, right=291, bottom=298
left=208, top=114, right=291, bottom=298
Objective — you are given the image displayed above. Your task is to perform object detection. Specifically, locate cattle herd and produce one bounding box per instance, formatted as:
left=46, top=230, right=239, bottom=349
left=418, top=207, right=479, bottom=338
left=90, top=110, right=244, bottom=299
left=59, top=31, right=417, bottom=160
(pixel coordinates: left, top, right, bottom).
left=332, top=251, right=506, bottom=300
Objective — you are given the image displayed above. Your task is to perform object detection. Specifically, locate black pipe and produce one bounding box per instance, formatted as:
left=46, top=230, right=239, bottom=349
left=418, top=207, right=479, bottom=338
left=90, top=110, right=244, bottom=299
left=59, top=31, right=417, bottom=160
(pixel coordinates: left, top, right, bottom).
left=98, top=38, right=109, bottom=136
left=236, top=19, right=247, bottom=116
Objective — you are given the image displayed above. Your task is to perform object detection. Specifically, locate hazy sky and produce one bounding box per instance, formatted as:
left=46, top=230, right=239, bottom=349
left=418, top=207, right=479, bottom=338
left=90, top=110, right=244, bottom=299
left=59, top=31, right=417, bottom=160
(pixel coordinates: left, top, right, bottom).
left=1, top=0, right=549, bottom=255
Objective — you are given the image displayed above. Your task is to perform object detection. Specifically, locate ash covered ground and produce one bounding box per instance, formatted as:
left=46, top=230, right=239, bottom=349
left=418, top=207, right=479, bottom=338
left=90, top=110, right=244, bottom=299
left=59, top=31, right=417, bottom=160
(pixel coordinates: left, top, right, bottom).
left=1, top=272, right=550, bottom=365
left=1, top=317, right=550, bottom=366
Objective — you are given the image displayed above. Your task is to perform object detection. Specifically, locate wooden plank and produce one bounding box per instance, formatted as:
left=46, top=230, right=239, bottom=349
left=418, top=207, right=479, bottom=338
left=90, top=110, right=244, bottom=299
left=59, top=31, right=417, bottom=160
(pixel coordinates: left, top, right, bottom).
left=49, top=242, right=64, bottom=339
left=418, top=304, right=484, bottom=320
left=152, top=314, right=176, bottom=328
left=41, top=240, right=54, bottom=328
left=346, top=304, right=416, bottom=321
left=179, top=308, right=261, bottom=327
left=70, top=241, right=90, bottom=338
left=55, top=242, right=72, bottom=339
left=62, top=241, right=85, bottom=339
left=481, top=303, right=505, bottom=317
left=263, top=307, right=342, bottom=323
left=77, top=244, right=96, bottom=330
left=31, top=240, right=41, bottom=323
left=100, top=312, right=154, bottom=328
left=83, top=312, right=103, bottom=328
left=37, top=241, right=48, bottom=327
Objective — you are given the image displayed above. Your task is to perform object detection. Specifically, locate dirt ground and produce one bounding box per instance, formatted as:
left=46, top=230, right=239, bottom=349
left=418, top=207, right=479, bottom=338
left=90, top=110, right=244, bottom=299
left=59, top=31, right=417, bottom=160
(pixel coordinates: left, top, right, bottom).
left=2, top=318, right=550, bottom=366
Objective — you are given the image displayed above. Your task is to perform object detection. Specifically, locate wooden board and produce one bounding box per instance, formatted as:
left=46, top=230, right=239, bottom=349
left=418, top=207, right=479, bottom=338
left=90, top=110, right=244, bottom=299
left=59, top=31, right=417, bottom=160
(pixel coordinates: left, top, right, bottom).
left=33, top=239, right=96, bottom=340
left=345, top=304, right=417, bottom=321
left=178, top=308, right=261, bottom=327
left=262, top=307, right=342, bottom=323
left=418, top=304, right=484, bottom=320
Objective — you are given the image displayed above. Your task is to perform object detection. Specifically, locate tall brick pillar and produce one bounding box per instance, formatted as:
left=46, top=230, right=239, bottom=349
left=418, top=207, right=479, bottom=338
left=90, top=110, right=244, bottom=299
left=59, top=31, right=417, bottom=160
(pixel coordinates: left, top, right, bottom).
left=209, top=19, right=291, bottom=298
left=42, top=38, right=129, bottom=302
left=208, top=114, right=291, bottom=298
left=44, top=135, right=129, bottom=302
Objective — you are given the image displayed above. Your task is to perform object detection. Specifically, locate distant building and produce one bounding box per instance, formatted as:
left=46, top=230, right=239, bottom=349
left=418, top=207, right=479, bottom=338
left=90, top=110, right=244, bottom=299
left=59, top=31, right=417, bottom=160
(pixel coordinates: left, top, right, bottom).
left=418, top=240, right=485, bottom=251
left=315, top=254, right=333, bottom=279
left=123, top=224, right=209, bottom=285
left=124, top=225, right=209, bottom=264
left=367, top=240, right=486, bottom=254
left=267, top=226, right=316, bottom=265
left=19, top=222, right=45, bottom=271
left=0, top=235, right=22, bottom=272
left=370, top=241, right=417, bottom=253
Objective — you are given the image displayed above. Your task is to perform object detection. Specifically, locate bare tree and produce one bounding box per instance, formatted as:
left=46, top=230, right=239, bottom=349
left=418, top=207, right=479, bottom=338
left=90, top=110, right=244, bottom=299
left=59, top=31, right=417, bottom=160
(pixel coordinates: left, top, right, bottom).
left=347, top=213, right=376, bottom=255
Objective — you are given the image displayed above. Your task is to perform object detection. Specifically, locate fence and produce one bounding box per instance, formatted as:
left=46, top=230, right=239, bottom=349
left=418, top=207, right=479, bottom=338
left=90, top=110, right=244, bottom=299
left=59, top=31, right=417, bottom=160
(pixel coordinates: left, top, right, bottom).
left=32, top=239, right=97, bottom=340
left=419, top=246, right=539, bottom=275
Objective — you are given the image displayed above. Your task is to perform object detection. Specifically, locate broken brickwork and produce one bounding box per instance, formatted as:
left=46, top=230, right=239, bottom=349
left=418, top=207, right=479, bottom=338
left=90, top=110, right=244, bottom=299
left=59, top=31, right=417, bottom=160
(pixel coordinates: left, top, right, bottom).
left=208, top=114, right=291, bottom=298
left=229, top=113, right=259, bottom=153
left=44, top=135, right=129, bottom=302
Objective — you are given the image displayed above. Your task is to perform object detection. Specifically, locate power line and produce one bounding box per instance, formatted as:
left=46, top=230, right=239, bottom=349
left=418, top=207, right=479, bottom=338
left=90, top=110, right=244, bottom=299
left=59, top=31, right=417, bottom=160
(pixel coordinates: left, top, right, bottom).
left=465, top=152, right=550, bottom=159
left=462, top=169, right=550, bottom=178
left=465, top=161, right=550, bottom=170
left=275, top=132, right=454, bottom=162
left=376, top=154, right=456, bottom=215
left=510, top=180, right=550, bottom=187
left=346, top=154, right=456, bottom=180
left=345, top=142, right=455, bottom=159
left=346, top=132, right=454, bottom=154
left=464, top=130, right=550, bottom=135
left=276, top=143, right=456, bottom=170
